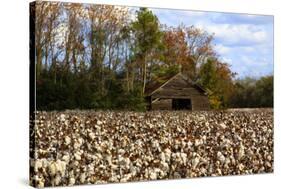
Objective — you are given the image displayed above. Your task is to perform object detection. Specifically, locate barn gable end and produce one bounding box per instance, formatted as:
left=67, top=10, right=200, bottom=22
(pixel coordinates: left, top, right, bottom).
left=145, top=73, right=210, bottom=111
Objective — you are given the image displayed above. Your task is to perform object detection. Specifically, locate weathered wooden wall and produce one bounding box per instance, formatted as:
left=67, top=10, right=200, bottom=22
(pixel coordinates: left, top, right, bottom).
left=151, top=99, right=172, bottom=110
left=149, top=74, right=210, bottom=110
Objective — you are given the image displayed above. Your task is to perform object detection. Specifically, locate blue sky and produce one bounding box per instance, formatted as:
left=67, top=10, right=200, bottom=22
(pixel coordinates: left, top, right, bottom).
left=148, top=8, right=274, bottom=79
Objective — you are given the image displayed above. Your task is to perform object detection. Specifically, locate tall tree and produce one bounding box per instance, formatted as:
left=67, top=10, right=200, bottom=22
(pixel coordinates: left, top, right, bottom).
left=199, top=58, right=234, bottom=109
left=87, top=5, right=130, bottom=95
left=131, top=8, right=163, bottom=95
left=185, top=26, right=216, bottom=65
left=35, top=2, right=61, bottom=78
left=160, top=25, right=216, bottom=80
left=63, top=3, right=85, bottom=73
left=162, top=26, right=196, bottom=79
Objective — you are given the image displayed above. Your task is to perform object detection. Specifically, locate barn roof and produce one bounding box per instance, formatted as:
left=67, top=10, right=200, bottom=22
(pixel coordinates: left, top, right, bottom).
left=145, top=72, right=208, bottom=96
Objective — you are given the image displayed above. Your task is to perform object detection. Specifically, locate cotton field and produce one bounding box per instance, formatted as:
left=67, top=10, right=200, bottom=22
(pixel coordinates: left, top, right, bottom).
left=30, top=109, right=273, bottom=187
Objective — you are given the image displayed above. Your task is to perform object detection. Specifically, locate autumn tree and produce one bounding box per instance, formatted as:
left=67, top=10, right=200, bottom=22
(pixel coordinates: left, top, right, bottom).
left=198, top=58, right=235, bottom=109
left=34, top=2, right=270, bottom=111
left=34, top=1, right=61, bottom=78
left=86, top=5, right=130, bottom=95
left=160, top=25, right=216, bottom=80
left=185, top=26, right=216, bottom=65
left=161, top=26, right=194, bottom=79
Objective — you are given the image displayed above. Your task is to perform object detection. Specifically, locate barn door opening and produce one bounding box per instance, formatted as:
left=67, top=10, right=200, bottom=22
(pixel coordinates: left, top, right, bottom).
left=172, top=99, right=192, bottom=110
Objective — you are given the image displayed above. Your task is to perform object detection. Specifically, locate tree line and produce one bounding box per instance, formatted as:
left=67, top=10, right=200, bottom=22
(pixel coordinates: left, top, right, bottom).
left=33, top=1, right=273, bottom=110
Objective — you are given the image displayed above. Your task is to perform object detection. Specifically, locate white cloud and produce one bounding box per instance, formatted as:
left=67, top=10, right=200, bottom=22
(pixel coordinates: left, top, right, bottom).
left=204, top=24, right=268, bottom=46
left=150, top=8, right=273, bottom=78
left=214, top=44, right=231, bottom=55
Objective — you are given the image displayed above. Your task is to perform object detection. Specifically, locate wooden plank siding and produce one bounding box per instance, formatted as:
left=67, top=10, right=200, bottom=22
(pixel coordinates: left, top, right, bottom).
left=146, top=73, right=210, bottom=111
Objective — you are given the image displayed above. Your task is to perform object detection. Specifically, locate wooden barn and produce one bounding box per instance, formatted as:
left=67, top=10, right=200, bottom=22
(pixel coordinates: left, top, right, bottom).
left=145, top=73, right=210, bottom=111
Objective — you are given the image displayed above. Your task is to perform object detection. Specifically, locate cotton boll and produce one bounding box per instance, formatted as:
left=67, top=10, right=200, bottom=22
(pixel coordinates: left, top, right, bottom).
left=34, top=159, right=43, bottom=172
left=74, top=152, right=81, bottom=161
left=69, top=177, right=75, bottom=186
left=54, top=174, right=61, bottom=186
left=88, top=132, right=95, bottom=141
left=38, top=181, right=44, bottom=188
left=32, top=110, right=273, bottom=185
left=59, top=114, right=66, bottom=122
left=217, top=151, right=226, bottom=164
left=80, top=173, right=86, bottom=183
left=160, top=152, right=166, bottom=162
left=62, top=153, right=70, bottom=163
left=64, top=136, right=71, bottom=145
left=48, top=162, right=57, bottom=176
left=149, top=171, right=157, bottom=180
left=238, top=143, right=245, bottom=160
left=192, top=157, right=200, bottom=169
left=219, top=123, right=227, bottom=129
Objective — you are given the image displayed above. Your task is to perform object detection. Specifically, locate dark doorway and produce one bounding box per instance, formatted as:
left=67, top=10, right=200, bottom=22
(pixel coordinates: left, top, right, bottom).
left=172, top=99, right=192, bottom=110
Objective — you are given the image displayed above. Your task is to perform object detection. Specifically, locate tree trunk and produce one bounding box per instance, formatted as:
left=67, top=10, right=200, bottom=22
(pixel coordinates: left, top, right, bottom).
left=142, top=55, right=147, bottom=96
left=36, top=46, right=42, bottom=78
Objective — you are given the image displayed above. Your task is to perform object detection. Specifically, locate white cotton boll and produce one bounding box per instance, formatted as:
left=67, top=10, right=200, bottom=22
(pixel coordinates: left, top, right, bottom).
left=38, top=181, right=44, bottom=188
left=69, top=177, right=75, bottom=186
left=34, top=160, right=43, bottom=172
left=265, top=161, right=272, bottom=168
left=64, top=136, right=71, bottom=145
left=106, top=155, right=112, bottom=165
left=54, top=174, right=61, bottom=186
left=135, top=139, right=142, bottom=147
left=192, top=157, right=200, bottom=169
left=56, top=160, right=66, bottom=177
left=120, top=157, right=131, bottom=169
left=120, top=173, right=132, bottom=182
left=160, top=152, right=166, bottom=162
left=224, top=157, right=231, bottom=168
left=40, top=158, right=48, bottom=169
left=220, top=123, right=227, bottom=129
left=238, top=143, right=245, bottom=159
left=180, top=153, right=187, bottom=165
left=238, top=163, right=244, bottom=171
left=74, top=152, right=81, bottom=161
left=118, top=149, right=125, bottom=155
left=95, top=153, right=102, bottom=160
left=187, top=141, right=193, bottom=148
left=97, top=120, right=102, bottom=125
left=109, top=175, right=119, bottom=182
left=217, top=151, right=225, bottom=164
left=88, top=132, right=95, bottom=141
left=195, top=139, right=201, bottom=146
left=59, top=114, right=66, bottom=122
left=161, top=161, right=170, bottom=172
left=80, top=173, right=86, bottom=183
left=48, top=162, right=57, bottom=176
left=62, top=153, right=70, bottom=163
left=34, top=175, right=39, bottom=181
left=164, top=148, right=171, bottom=160
left=202, top=135, right=207, bottom=143
left=130, top=166, right=137, bottom=176
left=152, top=140, right=160, bottom=151
left=149, top=171, right=157, bottom=180
left=200, top=167, right=207, bottom=175
left=74, top=142, right=81, bottom=149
